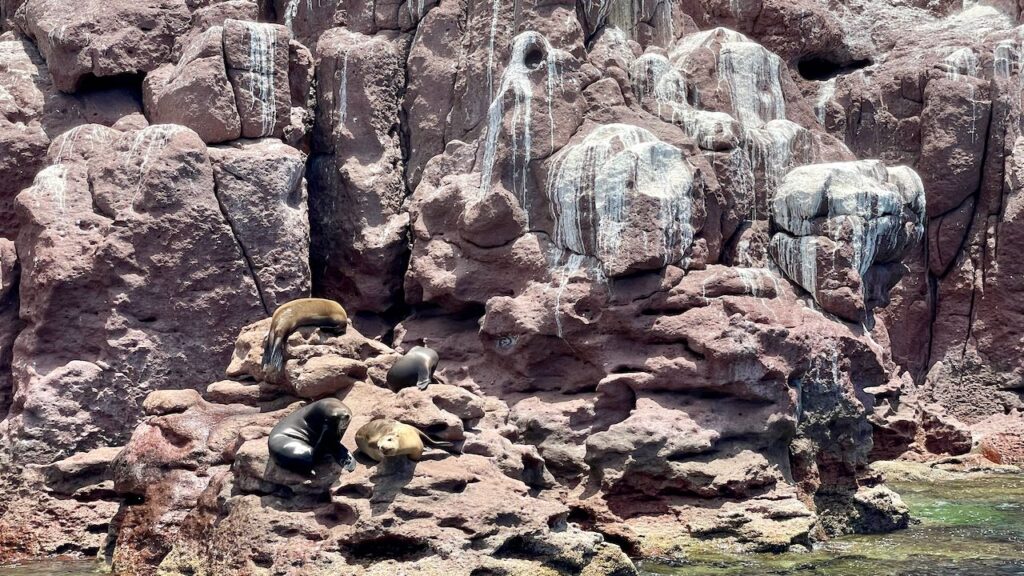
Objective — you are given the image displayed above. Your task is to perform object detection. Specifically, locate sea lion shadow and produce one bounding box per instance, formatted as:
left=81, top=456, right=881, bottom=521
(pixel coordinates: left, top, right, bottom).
left=367, top=457, right=417, bottom=516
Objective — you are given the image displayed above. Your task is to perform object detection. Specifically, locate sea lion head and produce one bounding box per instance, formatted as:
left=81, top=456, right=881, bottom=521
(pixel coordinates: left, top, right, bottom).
left=377, top=434, right=401, bottom=457
left=328, top=410, right=352, bottom=435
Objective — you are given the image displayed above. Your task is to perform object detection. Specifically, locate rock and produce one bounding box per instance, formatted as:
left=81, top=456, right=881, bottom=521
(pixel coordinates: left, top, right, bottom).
left=18, top=0, right=190, bottom=92
left=6, top=124, right=267, bottom=465
left=851, top=485, right=911, bottom=533
left=143, top=27, right=241, bottom=143
left=0, top=238, right=19, bottom=415
left=974, top=413, right=1024, bottom=466
left=8, top=0, right=1024, bottom=571
left=142, top=389, right=204, bottom=415
left=0, top=35, right=141, bottom=238
left=222, top=19, right=291, bottom=139
left=208, top=137, right=311, bottom=311
left=283, top=354, right=366, bottom=398
left=309, top=27, right=408, bottom=314
left=769, top=160, right=926, bottom=322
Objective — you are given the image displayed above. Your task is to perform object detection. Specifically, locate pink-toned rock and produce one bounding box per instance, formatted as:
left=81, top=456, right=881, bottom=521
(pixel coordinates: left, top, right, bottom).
left=142, top=389, right=204, bottom=416
left=0, top=238, right=18, bottom=416
left=208, top=137, right=311, bottom=311
left=8, top=0, right=1024, bottom=571
left=309, top=27, right=408, bottom=314
left=769, top=160, right=926, bottom=322
left=0, top=34, right=141, bottom=238
left=5, top=124, right=265, bottom=466
left=143, top=26, right=242, bottom=143
left=974, top=413, right=1024, bottom=465
left=222, top=19, right=291, bottom=139
left=18, top=0, right=190, bottom=92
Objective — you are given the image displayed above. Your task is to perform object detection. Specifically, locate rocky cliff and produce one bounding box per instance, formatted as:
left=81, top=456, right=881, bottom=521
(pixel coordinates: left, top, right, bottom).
left=0, top=0, right=1021, bottom=574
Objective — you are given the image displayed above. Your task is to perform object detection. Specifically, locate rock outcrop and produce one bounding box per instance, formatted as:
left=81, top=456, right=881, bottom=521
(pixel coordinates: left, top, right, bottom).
left=1, top=0, right=1023, bottom=573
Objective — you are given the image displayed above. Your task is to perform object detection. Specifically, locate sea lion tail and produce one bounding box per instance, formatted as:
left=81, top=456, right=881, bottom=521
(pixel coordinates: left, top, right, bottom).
left=262, top=331, right=285, bottom=375
left=416, top=429, right=462, bottom=455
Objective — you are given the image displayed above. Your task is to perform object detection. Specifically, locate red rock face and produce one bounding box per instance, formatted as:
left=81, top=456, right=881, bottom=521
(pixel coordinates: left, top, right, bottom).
left=0, top=0, right=1021, bottom=573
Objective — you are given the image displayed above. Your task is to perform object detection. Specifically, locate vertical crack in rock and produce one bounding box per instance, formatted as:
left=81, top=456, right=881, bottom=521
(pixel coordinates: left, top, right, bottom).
left=212, top=176, right=271, bottom=316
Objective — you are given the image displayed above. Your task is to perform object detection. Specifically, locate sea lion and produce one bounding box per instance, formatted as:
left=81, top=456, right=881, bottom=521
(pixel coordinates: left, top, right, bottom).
left=385, top=346, right=445, bottom=391
left=262, top=298, right=348, bottom=377
left=268, top=398, right=356, bottom=476
left=354, top=418, right=455, bottom=462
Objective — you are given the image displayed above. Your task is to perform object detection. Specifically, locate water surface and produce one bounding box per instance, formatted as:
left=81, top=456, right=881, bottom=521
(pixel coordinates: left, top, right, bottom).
left=641, top=474, right=1024, bottom=575
left=2, top=474, right=1021, bottom=576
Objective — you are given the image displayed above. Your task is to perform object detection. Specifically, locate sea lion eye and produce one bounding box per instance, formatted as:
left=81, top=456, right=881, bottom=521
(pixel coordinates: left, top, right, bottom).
left=497, top=335, right=516, bottom=350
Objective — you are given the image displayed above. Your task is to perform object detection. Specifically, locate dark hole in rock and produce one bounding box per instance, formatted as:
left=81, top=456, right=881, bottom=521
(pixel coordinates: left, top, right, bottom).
left=798, top=56, right=872, bottom=81
left=602, top=532, right=640, bottom=556
left=347, top=535, right=430, bottom=562
left=494, top=535, right=531, bottom=558
left=74, top=72, right=145, bottom=102
left=524, top=47, right=546, bottom=70
left=252, top=551, right=273, bottom=568
left=494, top=512, right=522, bottom=527
left=424, top=423, right=449, bottom=435
left=567, top=506, right=594, bottom=525
left=315, top=501, right=357, bottom=526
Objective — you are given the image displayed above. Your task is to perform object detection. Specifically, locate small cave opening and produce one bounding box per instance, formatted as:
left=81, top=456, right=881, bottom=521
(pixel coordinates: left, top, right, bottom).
left=74, top=72, right=146, bottom=101
left=797, top=56, right=872, bottom=81
left=524, top=46, right=546, bottom=71
left=347, top=535, right=430, bottom=562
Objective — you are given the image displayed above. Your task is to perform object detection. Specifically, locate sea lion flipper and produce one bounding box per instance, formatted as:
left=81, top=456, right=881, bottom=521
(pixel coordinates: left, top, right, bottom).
left=416, top=429, right=454, bottom=450
left=262, top=330, right=285, bottom=375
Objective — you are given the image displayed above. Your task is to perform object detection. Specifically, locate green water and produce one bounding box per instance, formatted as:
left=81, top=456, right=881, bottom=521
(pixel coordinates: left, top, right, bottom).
left=0, top=560, right=104, bottom=575
left=641, top=474, right=1024, bottom=576
left=2, top=475, right=1021, bottom=575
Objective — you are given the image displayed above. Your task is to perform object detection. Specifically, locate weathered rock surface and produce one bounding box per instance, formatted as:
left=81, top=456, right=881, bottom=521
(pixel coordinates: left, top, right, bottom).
left=309, top=27, right=408, bottom=315
left=0, top=121, right=310, bottom=556
left=17, top=0, right=190, bottom=92
left=3, top=0, right=1024, bottom=573
left=111, top=324, right=635, bottom=575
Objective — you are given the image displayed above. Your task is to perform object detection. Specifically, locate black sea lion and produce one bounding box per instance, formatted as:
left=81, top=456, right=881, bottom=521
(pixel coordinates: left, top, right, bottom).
left=354, top=418, right=456, bottom=462
left=385, top=346, right=445, bottom=391
left=262, top=298, right=349, bottom=377
left=268, top=398, right=356, bottom=476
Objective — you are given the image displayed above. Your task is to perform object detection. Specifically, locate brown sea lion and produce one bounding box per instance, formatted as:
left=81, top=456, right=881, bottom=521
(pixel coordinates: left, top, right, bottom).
left=262, top=298, right=348, bottom=377
left=354, top=418, right=456, bottom=462
left=268, top=398, right=356, bottom=476
left=385, top=346, right=445, bottom=391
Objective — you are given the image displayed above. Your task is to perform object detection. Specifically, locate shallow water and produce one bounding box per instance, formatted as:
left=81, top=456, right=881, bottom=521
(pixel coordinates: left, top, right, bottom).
left=0, top=560, right=104, bottom=575
left=641, top=474, right=1024, bottom=576
left=2, top=475, right=1021, bottom=575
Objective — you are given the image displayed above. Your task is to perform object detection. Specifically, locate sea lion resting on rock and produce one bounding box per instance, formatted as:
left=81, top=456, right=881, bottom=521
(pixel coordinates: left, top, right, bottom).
left=263, top=298, right=349, bottom=377
left=386, top=345, right=445, bottom=391
left=355, top=418, right=456, bottom=462
left=268, top=398, right=356, bottom=475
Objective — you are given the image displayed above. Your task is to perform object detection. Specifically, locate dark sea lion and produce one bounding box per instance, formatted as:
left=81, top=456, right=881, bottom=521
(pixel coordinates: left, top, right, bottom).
left=262, top=298, right=348, bottom=377
left=385, top=346, right=445, bottom=391
left=354, top=418, right=456, bottom=462
left=268, top=398, right=356, bottom=476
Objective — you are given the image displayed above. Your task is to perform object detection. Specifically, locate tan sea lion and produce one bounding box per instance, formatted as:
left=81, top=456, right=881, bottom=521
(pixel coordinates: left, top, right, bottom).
left=354, top=418, right=455, bottom=462
left=262, top=298, right=348, bottom=377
